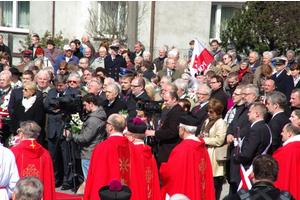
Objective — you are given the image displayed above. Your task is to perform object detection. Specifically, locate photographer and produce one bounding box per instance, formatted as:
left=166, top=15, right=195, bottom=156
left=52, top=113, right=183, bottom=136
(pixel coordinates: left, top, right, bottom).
left=65, top=93, right=106, bottom=181
left=44, top=74, right=81, bottom=190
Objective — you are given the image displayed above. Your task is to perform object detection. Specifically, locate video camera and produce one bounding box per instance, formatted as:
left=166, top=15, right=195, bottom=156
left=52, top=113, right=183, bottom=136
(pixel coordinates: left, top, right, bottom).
left=136, top=99, right=163, bottom=116
left=50, top=93, right=82, bottom=114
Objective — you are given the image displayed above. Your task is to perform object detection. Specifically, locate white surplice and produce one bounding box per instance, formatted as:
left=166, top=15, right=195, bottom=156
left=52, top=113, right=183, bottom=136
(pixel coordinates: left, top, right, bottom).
left=0, top=143, right=20, bottom=200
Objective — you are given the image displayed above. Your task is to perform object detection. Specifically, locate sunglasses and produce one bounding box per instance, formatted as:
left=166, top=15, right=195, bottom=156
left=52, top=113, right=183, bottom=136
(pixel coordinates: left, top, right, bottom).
left=206, top=109, right=215, bottom=114
left=59, top=68, right=67, bottom=70
left=68, top=80, right=78, bottom=84
left=23, top=88, right=29, bottom=92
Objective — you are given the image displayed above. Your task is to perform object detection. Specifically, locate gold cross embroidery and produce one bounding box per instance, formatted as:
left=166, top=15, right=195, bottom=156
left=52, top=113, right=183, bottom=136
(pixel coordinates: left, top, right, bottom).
left=119, top=157, right=130, bottom=173
left=30, top=140, right=35, bottom=149
left=23, top=164, right=39, bottom=177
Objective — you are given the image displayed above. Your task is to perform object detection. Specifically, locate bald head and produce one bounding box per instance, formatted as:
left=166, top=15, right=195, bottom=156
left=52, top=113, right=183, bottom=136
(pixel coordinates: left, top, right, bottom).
left=264, top=79, right=275, bottom=94
left=107, top=114, right=126, bottom=134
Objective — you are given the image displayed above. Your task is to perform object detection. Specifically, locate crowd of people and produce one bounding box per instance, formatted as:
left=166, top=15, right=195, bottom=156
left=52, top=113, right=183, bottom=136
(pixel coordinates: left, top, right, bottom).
left=0, top=33, right=299, bottom=200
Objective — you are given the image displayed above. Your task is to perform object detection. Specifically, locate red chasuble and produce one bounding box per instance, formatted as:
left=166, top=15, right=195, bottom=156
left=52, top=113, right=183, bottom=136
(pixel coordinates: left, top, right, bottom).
left=273, top=141, right=300, bottom=200
left=160, top=138, right=215, bottom=200
left=10, top=140, right=56, bottom=200
left=84, top=135, right=146, bottom=200
left=134, top=144, right=161, bottom=200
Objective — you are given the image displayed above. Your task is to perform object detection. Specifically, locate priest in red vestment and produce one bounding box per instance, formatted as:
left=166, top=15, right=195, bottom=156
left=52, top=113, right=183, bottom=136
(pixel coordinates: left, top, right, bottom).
left=160, top=112, right=215, bottom=200
left=273, top=123, right=300, bottom=200
left=126, top=117, right=160, bottom=200
left=10, top=121, right=55, bottom=200
left=84, top=114, right=146, bottom=200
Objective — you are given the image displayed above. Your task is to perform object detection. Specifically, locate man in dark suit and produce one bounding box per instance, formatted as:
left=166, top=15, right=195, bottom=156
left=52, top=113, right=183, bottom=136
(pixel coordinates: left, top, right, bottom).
left=209, top=75, right=228, bottom=117
left=44, top=74, right=81, bottom=190
left=129, top=41, right=144, bottom=64
left=127, top=77, right=152, bottom=118
left=266, top=91, right=291, bottom=155
left=226, top=84, right=257, bottom=195
left=191, top=84, right=210, bottom=135
left=141, top=60, right=155, bottom=81
left=103, top=82, right=127, bottom=117
left=232, top=102, right=272, bottom=188
left=145, top=91, right=185, bottom=167
left=87, top=80, right=106, bottom=107
left=271, top=57, right=294, bottom=101
left=28, top=34, right=42, bottom=59
left=158, top=58, right=181, bottom=81
left=104, top=44, right=127, bottom=82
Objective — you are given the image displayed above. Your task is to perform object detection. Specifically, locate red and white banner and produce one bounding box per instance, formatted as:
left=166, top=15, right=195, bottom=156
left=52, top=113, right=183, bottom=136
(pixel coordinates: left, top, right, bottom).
left=189, top=37, right=214, bottom=77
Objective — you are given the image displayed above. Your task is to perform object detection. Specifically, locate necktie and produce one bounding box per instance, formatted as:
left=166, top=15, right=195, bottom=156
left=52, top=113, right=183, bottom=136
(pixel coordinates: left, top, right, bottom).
left=168, top=70, right=172, bottom=77
left=194, top=104, right=201, bottom=114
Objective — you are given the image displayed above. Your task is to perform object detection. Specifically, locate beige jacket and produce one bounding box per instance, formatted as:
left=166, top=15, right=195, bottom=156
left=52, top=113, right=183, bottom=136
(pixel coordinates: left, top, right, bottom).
left=202, top=118, right=227, bottom=177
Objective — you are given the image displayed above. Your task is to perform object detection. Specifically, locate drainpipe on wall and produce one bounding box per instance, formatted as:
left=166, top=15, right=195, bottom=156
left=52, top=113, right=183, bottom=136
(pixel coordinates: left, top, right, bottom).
left=52, top=1, right=55, bottom=36
left=149, top=1, right=155, bottom=60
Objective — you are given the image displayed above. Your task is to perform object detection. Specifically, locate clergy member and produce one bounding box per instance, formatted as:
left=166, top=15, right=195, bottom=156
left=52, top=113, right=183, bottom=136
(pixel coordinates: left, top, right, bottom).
left=10, top=121, right=55, bottom=200
left=126, top=117, right=160, bottom=200
left=84, top=114, right=146, bottom=200
left=273, top=123, right=300, bottom=200
left=160, top=112, right=215, bottom=200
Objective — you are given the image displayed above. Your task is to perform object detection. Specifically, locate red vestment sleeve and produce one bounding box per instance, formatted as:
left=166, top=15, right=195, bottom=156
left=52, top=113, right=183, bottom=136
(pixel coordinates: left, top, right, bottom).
left=160, top=139, right=215, bottom=200
left=273, top=141, right=300, bottom=200
left=83, top=136, right=146, bottom=200
left=11, top=140, right=56, bottom=200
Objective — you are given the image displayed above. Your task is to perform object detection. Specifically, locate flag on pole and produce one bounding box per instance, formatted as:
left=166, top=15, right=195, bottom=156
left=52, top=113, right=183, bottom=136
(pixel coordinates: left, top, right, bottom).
left=189, top=37, right=214, bottom=77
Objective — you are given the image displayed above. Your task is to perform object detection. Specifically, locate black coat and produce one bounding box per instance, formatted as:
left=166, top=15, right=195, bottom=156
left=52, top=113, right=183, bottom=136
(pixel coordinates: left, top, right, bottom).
left=104, top=55, right=127, bottom=81
left=143, top=69, right=156, bottom=82
left=226, top=104, right=251, bottom=183
left=155, top=104, right=185, bottom=166
left=11, top=96, right=44, bottom=134
left=73, top=49, right=84, bottom=59
left=97, top=91, right=106, bottom=107
left=129, top=50, right=144, bottom=64
left=191, top=103, right=208, bottom=136
left=267, top=112, right=290, bottom=155
left=44, top=87, right=81, bottom=139
left=0, top=43, right=12, bottom=65
left=210, top=87, right=228, bottom=118
left=271, top=70, right=294, bottom=101
left=103, top=97, right=127, bottom=118
left=232, top=120, right=271, bottom=182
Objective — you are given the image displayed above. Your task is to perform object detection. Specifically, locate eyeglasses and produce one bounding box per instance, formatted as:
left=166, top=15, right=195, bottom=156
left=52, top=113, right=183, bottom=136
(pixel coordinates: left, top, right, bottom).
left=131, top=85, right=140, bottom=88
left=23, top=88, right=28, bottom=92
left=209, top=82, right=217, bottom=84
left=196, top=93, right=208, bottom=95
left=242, top=93, right=252, bottom=96
left=233, top=93, right=242, bottom=96
left=68, top=80, right=78, bottom=84
left=105, top=121, right=111, bottom=126
left=206, top=109, right=215, bottom=114
left=59, top=68, right=67, bottom=70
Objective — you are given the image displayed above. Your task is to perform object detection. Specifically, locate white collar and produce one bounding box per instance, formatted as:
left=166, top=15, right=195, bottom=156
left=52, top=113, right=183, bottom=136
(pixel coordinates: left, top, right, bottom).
left=283, top=134, right=300, bottom=146
left=186, top=135, right=200, bottom=142
left=133, top=141, right=144, bottom=145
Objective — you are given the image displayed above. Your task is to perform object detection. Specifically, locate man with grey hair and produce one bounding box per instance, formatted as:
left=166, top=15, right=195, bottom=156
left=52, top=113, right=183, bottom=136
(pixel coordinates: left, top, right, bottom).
left=81, top=34, right=96, bottom=57
left=10, top=121, right=55, bottom=200
left=103, top=77, right=115, bottom=93
left=153, top=46, right=167, bottom=71
left=174, top=78, right=195, bottom=110
left=129, top=40, right=144, bottom=64
left=36, top=70, right=52, bottom=99
left=253, top=51, right=275, bottom=86
left=160, top=112, right=215, bottom=200
left=12, top=176, right=43, bottom=200
left=266, top=91, right=290, bottom=154
left=191, top=84, right=211, bottom=135
left=286, top=49, right=297, bottom=68
left=158, top=58, right=181, bottom=80
left=103, top=82, right=126, bottom=117
left=154, top=76, right=172, bottom=101
left=90, top=46, right=106, bottom=69
left=248, top=51, right=261, bottom=71
left=129, top=55, right=143, bottom=72
left=88, top=80, right=106, bottom=106
left=84, top=47, right=95, bottom=65
left=79, top=57, right=89, bottom=69
left=67, top=72, right=82, bottom=90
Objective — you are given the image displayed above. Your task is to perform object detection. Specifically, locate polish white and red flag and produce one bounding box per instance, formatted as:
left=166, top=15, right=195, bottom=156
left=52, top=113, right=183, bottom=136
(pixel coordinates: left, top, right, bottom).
left=189, top=37, right=214, bottom=77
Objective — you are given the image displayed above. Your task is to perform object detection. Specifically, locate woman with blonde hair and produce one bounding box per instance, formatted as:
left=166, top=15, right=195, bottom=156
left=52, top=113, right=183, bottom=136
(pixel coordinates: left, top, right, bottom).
left=199, top=98, right=227, bottom=200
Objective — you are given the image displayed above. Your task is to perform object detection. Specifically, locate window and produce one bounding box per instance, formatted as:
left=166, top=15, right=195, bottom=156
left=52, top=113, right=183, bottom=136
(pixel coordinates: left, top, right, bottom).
left=210, top=3, right=245, bottom=40
left=98, top=1, right=128, bottom=40
left=0, top=1, right=30, bottom=32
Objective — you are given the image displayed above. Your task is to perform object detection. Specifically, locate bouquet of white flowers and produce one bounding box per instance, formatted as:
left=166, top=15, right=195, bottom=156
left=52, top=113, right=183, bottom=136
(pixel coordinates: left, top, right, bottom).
left=70, top=113, right=83, bottom=134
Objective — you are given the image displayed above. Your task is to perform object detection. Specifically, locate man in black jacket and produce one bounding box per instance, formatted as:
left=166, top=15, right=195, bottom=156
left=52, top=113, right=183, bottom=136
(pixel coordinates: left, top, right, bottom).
left=105, top=44, right=126, bottom=82
left=232, top=102, right=272, bottom=191
left=0, top=34, right=12, bottom=65
left=209, top=75, right=228, bottom=117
